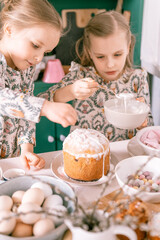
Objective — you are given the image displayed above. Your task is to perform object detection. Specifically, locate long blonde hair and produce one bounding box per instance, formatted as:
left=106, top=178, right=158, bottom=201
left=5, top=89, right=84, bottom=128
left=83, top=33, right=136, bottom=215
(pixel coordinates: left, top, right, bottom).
left=0, top=0, right=62, bottom=38
left=76, top=11, right=135, bottom=68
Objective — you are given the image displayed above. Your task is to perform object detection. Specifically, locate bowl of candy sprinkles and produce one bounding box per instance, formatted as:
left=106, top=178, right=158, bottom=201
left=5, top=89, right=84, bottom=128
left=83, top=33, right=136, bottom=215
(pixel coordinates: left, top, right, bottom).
left=115, top=155, right=160, bottom=203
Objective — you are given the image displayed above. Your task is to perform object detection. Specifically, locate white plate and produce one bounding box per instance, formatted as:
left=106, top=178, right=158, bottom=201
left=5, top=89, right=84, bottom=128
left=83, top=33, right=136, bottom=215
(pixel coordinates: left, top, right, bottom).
left=127, top=137, right=146, bottom=156
left=51, top=151, right=115, bottom=186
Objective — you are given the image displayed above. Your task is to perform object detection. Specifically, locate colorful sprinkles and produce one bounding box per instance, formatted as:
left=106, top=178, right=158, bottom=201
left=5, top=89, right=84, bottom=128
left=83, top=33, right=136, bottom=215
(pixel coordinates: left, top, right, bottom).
left=127, top=171, right=160, bottom=192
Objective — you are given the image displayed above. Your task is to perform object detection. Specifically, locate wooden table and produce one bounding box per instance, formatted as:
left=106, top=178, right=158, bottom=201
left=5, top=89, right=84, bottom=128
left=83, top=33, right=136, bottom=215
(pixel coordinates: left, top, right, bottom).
left=0, top=140, right=134, bottom=240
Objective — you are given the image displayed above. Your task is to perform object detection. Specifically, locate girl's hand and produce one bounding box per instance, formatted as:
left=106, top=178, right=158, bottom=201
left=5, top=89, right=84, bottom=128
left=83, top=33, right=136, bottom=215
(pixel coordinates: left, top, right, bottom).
left=20, top=143, right=45, bottom=170
left=20, top=152, right=45, bottom=170
left=136, top=97, right=148, bottom=129
left=137, top=119, right=148, bottom=130
left=71, top=78, right=99, bottom=100
left=41, top=101, right=77, bottom=128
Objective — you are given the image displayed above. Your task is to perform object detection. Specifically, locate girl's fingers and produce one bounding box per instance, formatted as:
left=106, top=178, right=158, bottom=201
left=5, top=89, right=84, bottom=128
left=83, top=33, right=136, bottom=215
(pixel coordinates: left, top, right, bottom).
left=29, top=158, right=40, bottom=166
left=21, top=156, right=30, bottom=170
left=76, top=88, right=98, bottom=98
left=72, top=109, right=78, bottom=120
left=20, top=152, right=46, bottom=170
left=25, top=152, right=40, bottom=166
left=24, top=152, right=45, bottom=169
left=61, top=117, right=76, bottom=127
left=61, top=110, right=78, bottom=127
left=67, top=107, right=78, bottom=122
left=35, top=158, right=45, bottom=169
left=81, top=82, right=99, bottom=89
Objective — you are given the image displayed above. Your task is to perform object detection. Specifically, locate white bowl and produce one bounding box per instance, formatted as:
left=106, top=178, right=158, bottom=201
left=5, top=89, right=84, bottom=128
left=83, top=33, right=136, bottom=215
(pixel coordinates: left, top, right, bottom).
left=136, top=126, right=160, bottom=157
left=115, top=155, right=160, bottom=203
left=104, top=99, right=149, bottom=129
left=0, top=175, right=75, bottom=240
left=3, top=168, right=25, bottom=181
left=0, top=167, right=3, bottom=180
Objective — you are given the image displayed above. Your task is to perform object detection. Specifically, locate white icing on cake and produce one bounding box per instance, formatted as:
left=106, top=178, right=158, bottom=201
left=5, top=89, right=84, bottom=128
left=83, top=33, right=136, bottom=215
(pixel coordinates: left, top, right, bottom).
left=63, top=128, right=109, bottom=159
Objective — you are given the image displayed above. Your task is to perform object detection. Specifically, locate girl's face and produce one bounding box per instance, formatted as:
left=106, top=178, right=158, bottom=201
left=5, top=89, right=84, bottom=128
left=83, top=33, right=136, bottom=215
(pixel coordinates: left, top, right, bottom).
left=89, top=30, right=129, bottom=82
left=2, top=23, right=60, bottom=70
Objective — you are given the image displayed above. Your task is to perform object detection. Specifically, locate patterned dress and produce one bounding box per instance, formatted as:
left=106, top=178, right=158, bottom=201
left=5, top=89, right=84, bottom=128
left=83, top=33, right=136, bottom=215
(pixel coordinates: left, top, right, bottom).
left=40, top=61, right=154, bottom=142
left=0, top=53, right=45, bottom=158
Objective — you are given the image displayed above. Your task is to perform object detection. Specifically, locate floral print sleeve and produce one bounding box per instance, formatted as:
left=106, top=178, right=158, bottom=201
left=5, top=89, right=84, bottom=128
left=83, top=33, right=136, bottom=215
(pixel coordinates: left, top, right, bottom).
left=0, top=54, right=45, bottom=158
left=0, top=68, right=45, bottom=123
left=17, top=119, right=35, bottom=146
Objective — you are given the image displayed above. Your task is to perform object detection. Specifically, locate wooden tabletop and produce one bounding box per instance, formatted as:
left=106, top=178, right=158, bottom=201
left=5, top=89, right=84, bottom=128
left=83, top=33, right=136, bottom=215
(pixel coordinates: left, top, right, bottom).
left=62, top=188, right=160, bottom=240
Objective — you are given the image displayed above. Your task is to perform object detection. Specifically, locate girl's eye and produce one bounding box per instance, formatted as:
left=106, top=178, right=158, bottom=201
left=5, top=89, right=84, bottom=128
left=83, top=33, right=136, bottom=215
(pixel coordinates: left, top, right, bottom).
left=115, top=53, right=122, bottom=57
left=32, top=43, right=39, bottom=49
left=97, top=56, right=104, bottom=59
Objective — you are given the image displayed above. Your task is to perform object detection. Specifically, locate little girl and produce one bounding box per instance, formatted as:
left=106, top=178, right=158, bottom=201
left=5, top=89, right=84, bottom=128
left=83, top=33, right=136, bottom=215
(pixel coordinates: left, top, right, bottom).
left=0, top=0, right=77, bottom=169
left=40, top=11, right=153, bottom=141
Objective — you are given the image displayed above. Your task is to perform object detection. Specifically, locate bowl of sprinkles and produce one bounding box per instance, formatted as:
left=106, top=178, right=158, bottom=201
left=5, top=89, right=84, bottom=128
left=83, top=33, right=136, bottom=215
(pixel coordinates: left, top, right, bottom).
left=115, top=155, right=160, bottom=203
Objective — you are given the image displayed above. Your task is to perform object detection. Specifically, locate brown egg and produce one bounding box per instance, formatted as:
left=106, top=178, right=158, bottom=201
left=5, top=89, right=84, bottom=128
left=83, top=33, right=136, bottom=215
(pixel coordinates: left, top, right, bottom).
left=12, top=222, right=33, bottom=237
left=12, top=190, right=25, bottom=204
left=33, top=218, right=55, bottom=237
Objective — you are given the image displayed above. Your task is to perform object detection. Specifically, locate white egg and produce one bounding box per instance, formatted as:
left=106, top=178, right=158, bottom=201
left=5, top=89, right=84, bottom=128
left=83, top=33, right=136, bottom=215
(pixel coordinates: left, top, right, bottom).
left=0, top=210, right=16, bottom=235
left=31, top=182, right=52, bottom=198
left=12, top=190, right=25, bottom=204
left=22, top=188, right=44, bottom=206
left=43, top=194, right=63, bottom=209
left=0, top=195, right=13, bottom=211
left=18, top=203, right=42, bottom=224
left=48, top=205, right=67, bottom=226
left=33, top=218, right=55, bottom=237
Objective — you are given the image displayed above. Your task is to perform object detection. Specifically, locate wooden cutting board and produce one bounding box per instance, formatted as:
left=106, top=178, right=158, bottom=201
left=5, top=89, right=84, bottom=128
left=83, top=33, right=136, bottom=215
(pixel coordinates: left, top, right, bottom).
left=98, top=189, right=160, bottom=213
left=55, top=9, right=105, bottom=65
left=62, top=189, right=160, bottom=240
left=62, top=9, right=105, bottom=28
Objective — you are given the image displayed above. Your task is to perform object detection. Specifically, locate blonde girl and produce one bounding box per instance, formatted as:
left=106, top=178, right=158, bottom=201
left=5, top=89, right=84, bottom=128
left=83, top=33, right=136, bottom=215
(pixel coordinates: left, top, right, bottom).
left=40, top=11, right=153, bottom=141
left=0, top=0, right=77, bottom=169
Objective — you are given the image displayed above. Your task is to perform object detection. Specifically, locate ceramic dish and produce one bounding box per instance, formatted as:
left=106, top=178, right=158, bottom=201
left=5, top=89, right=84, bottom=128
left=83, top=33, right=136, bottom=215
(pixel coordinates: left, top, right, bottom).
left=0, top=167, right=5, bottom=184
left=104, top=98, right=149, bottom=129
left=0, top=175, right=75, bottom=240
left=115, top=155, right=160, bottom=203
left=136, top=126, right=160, bottom=157
left=51, top=152, right=115, bottom=186
left=3, top=168, right=25, bottom=181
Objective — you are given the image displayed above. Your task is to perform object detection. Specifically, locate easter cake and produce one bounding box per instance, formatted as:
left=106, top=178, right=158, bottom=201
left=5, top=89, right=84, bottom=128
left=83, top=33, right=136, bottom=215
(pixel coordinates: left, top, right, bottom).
left=63, top=128, right=110, bottom=181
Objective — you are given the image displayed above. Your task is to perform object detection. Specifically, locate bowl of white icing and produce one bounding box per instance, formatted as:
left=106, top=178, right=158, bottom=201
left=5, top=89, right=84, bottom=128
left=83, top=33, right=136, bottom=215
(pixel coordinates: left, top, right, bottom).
left=104, top=94, right=149, bottom=129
